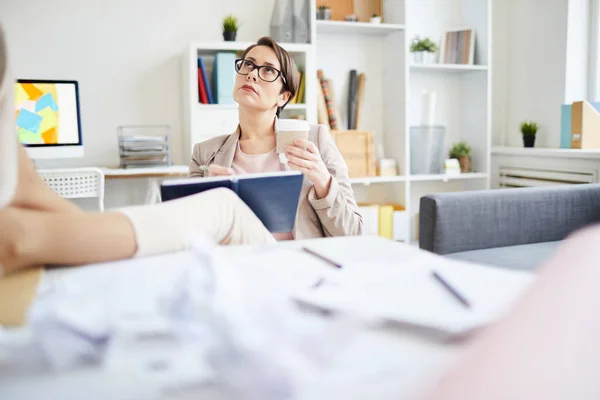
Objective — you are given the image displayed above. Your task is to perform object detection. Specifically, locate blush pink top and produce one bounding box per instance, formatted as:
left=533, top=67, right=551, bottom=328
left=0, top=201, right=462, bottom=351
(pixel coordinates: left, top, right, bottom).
left=231, top=143, right=294, bottom=241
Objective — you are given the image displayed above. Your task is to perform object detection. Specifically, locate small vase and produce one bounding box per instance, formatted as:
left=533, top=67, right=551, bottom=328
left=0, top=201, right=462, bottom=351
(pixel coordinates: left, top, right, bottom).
left=370, top=16, right=381, bottom=24
left=523, top=136, right=535, bottom=148
left=317, top=9, right=331, bottom=20
left=423, top=52, right=436, bottom=64
left=412, top=51, right=424, bottom=64
left=458, top=156, right=472, bottom=173
left=223, top=31, right=237, bottom=41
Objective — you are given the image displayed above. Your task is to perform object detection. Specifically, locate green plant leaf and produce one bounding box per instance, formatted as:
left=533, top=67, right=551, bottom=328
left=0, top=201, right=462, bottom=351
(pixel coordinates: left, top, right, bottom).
left=449, top=141, right=471, bottom=158
left=520, top=120, right=538, bottom=136
left=222, top=14, right=240, bottom=33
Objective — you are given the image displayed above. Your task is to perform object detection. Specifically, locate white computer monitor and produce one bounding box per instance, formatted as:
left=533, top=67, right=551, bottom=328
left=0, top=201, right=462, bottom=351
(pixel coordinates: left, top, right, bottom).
left=15, top=79, right=83, bottom=159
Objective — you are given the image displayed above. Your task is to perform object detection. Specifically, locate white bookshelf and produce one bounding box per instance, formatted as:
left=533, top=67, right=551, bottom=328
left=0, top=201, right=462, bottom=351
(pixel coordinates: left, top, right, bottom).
left=181, top=1, right=492, bottom=243
left=313, top=0, right=492, bottom=242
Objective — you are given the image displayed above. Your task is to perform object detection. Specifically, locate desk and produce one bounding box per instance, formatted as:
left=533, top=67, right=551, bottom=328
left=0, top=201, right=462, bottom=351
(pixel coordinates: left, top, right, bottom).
left=100, top=165, right=189, bottom=205
left=0, top=236, right=525, bottom=399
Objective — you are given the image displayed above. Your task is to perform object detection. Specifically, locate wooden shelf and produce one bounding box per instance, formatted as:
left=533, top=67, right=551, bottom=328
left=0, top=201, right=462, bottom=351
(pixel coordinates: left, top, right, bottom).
left=349, top=175, right=407, bottom=185
left=409, top=173, right=489, bottom=182
left=410, top=64, right=488, bottom=72
left=316, top=20, right=405, bottom=35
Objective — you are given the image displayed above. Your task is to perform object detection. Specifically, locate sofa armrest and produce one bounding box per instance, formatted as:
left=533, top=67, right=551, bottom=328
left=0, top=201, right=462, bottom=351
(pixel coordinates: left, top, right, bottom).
left=419, top=184, right=600, bottom=255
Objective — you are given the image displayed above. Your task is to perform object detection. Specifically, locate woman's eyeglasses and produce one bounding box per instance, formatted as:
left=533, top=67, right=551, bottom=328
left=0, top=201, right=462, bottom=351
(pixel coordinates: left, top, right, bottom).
left=234, top=58, right=287, bottom=84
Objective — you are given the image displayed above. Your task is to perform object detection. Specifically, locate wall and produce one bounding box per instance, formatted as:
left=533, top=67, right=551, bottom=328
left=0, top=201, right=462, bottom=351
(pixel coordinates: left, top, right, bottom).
left=2, top=0, right=275, bottom=168
left=493, top=0, right=569, bottom=148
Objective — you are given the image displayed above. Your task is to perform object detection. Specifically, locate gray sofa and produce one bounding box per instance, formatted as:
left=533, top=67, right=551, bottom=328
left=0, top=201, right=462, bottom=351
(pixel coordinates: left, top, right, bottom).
left=419, top=184, right=600, bottom=270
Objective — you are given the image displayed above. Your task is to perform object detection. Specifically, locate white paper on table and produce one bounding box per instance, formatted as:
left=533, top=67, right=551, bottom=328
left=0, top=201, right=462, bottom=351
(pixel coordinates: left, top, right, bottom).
left=294, top=252, right=535, bottom=337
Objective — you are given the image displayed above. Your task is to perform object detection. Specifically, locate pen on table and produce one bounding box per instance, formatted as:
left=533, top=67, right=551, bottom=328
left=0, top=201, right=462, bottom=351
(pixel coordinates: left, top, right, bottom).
left=301, top=247, right=343, bottom=269
left=431, top=270, right=471, bottom=309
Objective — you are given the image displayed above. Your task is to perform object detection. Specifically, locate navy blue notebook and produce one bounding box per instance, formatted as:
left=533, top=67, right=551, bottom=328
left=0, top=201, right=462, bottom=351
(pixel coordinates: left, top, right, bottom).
left=160, top=171, right=304, bottom=233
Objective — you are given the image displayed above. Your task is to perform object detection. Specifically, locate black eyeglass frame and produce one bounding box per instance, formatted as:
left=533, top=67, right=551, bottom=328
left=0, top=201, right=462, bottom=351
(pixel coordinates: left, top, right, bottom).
left=234, top=58, right=288, bottom=85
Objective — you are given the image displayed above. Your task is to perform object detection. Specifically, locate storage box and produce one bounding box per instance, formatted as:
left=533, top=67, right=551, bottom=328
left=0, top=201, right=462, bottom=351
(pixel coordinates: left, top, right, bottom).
left=331, top=130, right=376, bottom=177
left=358, top=203, right=379, bottom=235
left=317, top=0, right=383, bottom=22
left=392, top=210, right=409, bottom=242
left=379, top=204, right=405, bottom=240
left=410, top=125, right=445, bottom=175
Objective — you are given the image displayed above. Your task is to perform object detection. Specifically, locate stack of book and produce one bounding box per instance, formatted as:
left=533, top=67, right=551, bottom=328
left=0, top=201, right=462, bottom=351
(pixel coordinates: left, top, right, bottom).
left=197, top=53, right=236, bottom=105
left=117, top=125, right=172, bottom=168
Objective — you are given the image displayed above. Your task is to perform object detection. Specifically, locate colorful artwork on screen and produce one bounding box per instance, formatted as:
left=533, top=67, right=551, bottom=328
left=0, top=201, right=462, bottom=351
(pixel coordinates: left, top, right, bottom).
left=15, top=83, right=61, bottom=144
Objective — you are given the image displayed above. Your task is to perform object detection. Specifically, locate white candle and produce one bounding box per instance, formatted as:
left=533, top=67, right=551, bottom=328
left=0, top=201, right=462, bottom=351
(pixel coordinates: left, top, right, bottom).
left=420, top=90, right=437, bottom=126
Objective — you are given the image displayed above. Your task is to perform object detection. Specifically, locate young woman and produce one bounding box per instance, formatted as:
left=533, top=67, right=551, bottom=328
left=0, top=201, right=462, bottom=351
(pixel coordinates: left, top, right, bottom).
left=189, top=37, right=362, bottom=240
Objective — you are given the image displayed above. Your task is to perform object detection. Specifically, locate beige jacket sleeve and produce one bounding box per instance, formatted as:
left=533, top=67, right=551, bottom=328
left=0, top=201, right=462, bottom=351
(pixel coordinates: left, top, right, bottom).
left=188, top=143, right=206, bottom=178
left=307, top=125, right=363, bottom=236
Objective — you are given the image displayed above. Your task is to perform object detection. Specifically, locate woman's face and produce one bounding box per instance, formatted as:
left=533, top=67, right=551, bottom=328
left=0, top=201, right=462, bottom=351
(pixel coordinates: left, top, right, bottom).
left=233, top=45, right=290, bottom=114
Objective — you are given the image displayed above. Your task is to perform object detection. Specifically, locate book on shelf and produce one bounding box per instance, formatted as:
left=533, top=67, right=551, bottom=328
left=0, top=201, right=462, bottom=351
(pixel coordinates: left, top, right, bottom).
left=289, top=71, right=305, bottom=104
left=213, top=52, right=236, bottom=105
left=197, top=57, right=213, bottom=104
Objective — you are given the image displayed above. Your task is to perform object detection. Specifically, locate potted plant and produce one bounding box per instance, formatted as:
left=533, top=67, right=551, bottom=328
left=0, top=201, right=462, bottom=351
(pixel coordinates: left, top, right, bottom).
left=222, top=14, right=239, bottom=42
left=370, top=13, right=382, bottom=24
left=317, top=5, right=331, bottom=20
left=521, top=121, right=538, bottom=147
left=449, top=141, right=472, bottom=173
left=410, top=36, right=438, bottom=64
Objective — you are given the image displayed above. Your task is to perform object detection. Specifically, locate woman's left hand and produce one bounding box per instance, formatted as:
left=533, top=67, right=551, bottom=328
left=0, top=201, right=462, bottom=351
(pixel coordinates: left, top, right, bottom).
left=285, top=139, right=332, bottom=199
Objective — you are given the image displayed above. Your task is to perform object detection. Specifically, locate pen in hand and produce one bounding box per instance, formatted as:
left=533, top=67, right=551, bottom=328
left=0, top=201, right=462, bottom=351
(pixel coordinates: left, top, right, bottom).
left=431, top=270, right=471, bottom=308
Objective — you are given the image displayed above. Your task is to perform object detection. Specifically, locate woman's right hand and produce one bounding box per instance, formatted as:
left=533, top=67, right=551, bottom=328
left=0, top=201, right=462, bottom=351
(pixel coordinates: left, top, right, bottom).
left=207, top=164, right=234, bottom=177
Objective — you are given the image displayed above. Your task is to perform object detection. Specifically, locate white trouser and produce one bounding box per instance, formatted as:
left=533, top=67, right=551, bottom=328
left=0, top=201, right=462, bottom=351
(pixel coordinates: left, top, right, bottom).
left=120, top=188, right=275, bottom=258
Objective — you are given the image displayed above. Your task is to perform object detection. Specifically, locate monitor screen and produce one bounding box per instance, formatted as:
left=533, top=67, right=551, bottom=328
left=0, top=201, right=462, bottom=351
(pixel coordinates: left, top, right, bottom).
left=14, top=80, right=82, bottom=147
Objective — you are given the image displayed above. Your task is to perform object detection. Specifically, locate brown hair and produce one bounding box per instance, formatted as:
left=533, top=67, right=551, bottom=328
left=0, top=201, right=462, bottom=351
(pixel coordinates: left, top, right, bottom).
left=240, top=36, right=299, bottom=117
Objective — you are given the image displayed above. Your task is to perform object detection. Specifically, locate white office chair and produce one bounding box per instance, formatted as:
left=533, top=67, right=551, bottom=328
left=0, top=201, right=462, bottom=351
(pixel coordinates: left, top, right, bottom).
left=38, top=168, right=105, bottom=211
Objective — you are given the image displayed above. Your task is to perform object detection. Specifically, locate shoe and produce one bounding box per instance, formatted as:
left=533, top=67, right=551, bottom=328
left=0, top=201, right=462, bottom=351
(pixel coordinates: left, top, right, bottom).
left=0, top=22, right=17, bottom=208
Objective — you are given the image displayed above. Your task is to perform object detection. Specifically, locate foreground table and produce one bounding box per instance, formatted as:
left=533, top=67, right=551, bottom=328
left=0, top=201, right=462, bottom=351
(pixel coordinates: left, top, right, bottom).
left=0, top=236, right=521, bottom=399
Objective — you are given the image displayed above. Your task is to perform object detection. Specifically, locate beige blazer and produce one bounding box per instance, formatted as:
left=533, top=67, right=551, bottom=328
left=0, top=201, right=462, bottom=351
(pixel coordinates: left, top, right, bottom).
left=189, top=124, right=363, bottom=239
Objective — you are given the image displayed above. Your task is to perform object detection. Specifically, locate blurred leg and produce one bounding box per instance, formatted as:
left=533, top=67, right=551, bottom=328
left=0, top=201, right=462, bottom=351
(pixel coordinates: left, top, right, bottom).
left=424, top=224, right=600, bottom=400
left=121, top=187, right=275, bottom=257
left=1, top=188, right=275, bottom=275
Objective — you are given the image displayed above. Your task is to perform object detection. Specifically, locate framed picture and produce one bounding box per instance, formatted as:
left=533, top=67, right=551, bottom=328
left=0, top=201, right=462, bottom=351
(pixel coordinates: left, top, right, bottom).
left=440, top=28, right=475, bottom=65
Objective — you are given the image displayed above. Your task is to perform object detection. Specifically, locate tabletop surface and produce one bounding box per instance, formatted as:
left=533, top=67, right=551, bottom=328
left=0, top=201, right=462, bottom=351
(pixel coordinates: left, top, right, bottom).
left=0, top=236, right=528, bottom=399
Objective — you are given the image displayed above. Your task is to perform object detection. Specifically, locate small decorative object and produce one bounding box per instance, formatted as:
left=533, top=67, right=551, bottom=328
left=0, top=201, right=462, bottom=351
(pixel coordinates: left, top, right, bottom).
left=317, top=5, right=331, bottom=20
left=410, top=36, right=438, bottom=64
left=441, top=28, right=475, bottom=64
left=344, top=14, right=358, bottom=22
left=410, top=126, right=445, bottom=175
left=370, top=13, right=381, bottom=23
left=521, top=120, right=538, bottom=148
left=444, top=159, right=461, bottom=176
left=377, top=158, right=398, bottom=176
left=449, top=141, right=472, bottom=173
left=222, top=14, right=239, bottom=42
left=271, top=0, right=309, bottom=43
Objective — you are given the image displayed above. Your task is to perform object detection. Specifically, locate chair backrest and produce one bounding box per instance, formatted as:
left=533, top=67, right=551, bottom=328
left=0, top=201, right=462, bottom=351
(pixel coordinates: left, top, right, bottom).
left=37, top=168, right=105, bottom=211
